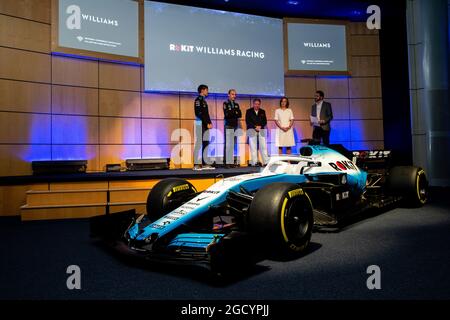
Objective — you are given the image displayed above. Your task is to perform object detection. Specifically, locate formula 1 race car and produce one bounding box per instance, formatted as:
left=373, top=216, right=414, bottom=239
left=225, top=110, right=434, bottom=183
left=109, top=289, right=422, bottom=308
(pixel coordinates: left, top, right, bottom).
left=91, top=143, right=428, bottom=273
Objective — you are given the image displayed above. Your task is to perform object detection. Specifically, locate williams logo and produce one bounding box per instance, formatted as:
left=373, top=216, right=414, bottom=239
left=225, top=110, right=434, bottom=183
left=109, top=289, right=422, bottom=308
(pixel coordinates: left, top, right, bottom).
left=65, top=4, right=119, bottom=30
left=303, top=42, right=331, bottom=48
left=169, top=43, right=265, bottom=59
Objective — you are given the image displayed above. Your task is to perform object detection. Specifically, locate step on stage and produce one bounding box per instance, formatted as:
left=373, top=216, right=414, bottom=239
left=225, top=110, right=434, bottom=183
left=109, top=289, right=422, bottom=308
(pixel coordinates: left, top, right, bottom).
left=0, top=167, right=260, bottom=221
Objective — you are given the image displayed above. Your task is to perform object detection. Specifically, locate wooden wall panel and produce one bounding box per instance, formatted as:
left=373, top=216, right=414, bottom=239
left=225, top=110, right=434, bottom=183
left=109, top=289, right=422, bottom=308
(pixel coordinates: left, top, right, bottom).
left=142, top=119, right=180, bottom=144
left=142, top=93, right=180, bottom=119
left=350, top=35, right=380, bottom=56
left=99, top=117, right=141, bottom=144
left=0, top=14, right=50, bottom=53
left=0, top=145, right=51, bottom=176
left=52, top=115, right=99, bottom=144
left=99, top=90, right=140, bottom=117
left=349, top=77, right=382, bottom=98
left=350, top=99, right=383, bottom=119
left=0, top=79, right=50, bottom=113
left=293, top=121, right=314, bottom=142
left=0, top=0, right=51, bottom=23
left=52, top=85, right=98, bottom=116
left=289, top=99, right=313, bottom=120
left=348, top=22, right=379, bottom=35
left=98, top=145, right=141, bottom=169
left=285, top=76, right=316, bottom=98
left=330, top=120, right=351, bottom=142
left=52, top=145, right=100, bottom=172
left=350, top=56, right=381, bottom=77
left=52, top=55, right=98, bottom=87
left=99, top=62, right=140, bottom=91
left=351, top=120, right=384, bottom=141
left=142, top=144, right=176, bottom=159
left=239, top=98, right=253, bottom=115
left=0, top=112, right=51, bottom=143
left=327, top=99, right=350, bottom=120
left=315, top=77, right=349, bottom=98
left=0, top=47, right=50, bottom=82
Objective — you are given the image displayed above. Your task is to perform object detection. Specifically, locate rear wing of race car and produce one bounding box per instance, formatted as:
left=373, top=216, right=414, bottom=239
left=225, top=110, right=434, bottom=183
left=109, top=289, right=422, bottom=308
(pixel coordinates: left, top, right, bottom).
left=352, top=150, right=392, bottom=172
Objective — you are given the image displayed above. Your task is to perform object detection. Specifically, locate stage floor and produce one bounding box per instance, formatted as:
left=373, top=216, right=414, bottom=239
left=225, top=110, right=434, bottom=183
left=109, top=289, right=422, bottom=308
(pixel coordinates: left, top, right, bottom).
left=1, top=187, right=449, bottom=300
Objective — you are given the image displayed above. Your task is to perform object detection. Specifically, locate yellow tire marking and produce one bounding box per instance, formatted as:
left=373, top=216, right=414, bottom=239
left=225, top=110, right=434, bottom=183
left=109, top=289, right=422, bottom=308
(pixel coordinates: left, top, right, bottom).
left=280, top=197, right=289, bottom=243
left=417, top=170, right=426, bottom=204
left=288, top=188, right=304, bottom=198
left=172, top=184, right=190, bottom=193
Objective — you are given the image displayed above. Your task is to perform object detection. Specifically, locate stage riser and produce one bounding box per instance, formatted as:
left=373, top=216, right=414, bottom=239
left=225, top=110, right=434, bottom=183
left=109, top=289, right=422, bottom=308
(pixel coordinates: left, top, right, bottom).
left=26, top=191, right=108, bottom=206
left=19, top=178, right=220, bottom=221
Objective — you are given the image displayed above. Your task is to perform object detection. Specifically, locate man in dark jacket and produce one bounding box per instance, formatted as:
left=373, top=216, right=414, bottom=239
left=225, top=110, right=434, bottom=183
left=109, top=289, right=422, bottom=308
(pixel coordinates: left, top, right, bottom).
left=245, top=98, right=269, bottom=166
left=223, top=89, right=242, bottom=167
left=194, top=84, right=214, bottom=170
left=311, top=90, right=333, bottom=145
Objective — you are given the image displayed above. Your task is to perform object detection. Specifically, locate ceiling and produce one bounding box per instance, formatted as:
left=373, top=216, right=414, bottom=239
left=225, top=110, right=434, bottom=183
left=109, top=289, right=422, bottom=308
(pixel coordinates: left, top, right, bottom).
left=148, top=0, right=386, bottom=21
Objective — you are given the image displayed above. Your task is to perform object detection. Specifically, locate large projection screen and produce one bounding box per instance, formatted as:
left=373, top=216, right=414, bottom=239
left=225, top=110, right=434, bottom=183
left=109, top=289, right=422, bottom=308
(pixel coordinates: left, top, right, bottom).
left=52, top=0, right=141, bottom=63
left=144, top=1, right=285, bottom=96
left=284, top=19, right=350, bottom=76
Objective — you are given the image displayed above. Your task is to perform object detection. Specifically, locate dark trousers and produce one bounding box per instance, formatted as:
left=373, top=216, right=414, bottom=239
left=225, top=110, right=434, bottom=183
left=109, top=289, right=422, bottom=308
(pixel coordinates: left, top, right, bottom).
left=224, top=125, right=238, bottom=165
left=194, top=123, right=210, bottom=165
left=313, top=126, right=331, bottom=145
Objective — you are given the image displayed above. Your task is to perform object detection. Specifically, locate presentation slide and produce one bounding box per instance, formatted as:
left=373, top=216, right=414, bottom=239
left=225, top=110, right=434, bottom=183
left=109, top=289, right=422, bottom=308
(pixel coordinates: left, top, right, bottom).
left=144, top=1, right=284, bottom=96
left=287, top=22, right=348, bottom=72
left=58, top=0, right=139, bottom=58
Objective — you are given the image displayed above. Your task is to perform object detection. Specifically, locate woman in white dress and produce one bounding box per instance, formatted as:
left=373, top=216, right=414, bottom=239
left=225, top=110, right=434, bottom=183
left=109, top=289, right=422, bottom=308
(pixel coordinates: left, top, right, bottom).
left=274, top=97, right=295, bottom=155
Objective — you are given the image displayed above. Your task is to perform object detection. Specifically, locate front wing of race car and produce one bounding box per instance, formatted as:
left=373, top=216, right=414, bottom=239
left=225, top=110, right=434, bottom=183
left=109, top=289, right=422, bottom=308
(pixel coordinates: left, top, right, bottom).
left=90, top=209, right=257, bottom=271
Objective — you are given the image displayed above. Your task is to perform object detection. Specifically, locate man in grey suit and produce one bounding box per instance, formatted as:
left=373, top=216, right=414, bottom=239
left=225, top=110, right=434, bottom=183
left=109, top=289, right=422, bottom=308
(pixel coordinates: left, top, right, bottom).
left=311, top=90, right=333, bottom=145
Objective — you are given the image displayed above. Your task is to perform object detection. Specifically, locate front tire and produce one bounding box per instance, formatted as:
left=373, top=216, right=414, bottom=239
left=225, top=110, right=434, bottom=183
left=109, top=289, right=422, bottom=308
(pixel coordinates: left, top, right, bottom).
left=248, top=183, right=314, bottom=256
left=146, top=178, right=197, bottom=221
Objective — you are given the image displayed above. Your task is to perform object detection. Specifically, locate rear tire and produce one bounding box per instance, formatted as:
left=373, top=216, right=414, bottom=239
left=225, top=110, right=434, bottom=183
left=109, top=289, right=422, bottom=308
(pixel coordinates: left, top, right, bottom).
left=386, top=166, right=428, bottom=207
left=248, top=183, right=314, bottom=257
left=146, top=178, right=197, bottom=222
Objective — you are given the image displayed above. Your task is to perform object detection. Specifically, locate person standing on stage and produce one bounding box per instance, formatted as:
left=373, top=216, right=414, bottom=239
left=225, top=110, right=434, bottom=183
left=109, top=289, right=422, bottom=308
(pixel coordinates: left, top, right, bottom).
left=310, top=90, right=333, bottom=145
left=274, top=96, right=295, bottom=155
left=223, top=89, right=242, bottom=168
left=193, top=84, right=214, bottom=170
left=245, top=98, right=269, bottom=166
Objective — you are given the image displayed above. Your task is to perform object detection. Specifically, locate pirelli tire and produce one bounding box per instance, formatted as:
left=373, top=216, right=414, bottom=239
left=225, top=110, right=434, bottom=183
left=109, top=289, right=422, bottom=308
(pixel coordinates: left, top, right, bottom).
left=386, top=166, right=428, bottom=207
left=146, top=178, right=197, bottom=222
left=248, top=183, right=314, bottom=257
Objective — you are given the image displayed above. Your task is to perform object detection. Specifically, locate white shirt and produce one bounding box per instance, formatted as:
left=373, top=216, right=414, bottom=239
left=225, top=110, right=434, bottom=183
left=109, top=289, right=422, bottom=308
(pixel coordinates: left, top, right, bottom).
left=316, top=100, right=323, bottom=121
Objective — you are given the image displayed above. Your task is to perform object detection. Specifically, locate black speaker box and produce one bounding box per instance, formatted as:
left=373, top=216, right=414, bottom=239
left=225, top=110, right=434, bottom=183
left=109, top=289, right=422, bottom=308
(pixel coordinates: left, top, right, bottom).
left=125, top=158, right=170, bottom=171
left=32, top=160, right=87, bottom=175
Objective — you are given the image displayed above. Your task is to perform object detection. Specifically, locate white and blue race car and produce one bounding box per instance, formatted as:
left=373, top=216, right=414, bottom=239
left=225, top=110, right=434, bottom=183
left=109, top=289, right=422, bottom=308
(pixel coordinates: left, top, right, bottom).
left=91, top=144, right=428, bottom=273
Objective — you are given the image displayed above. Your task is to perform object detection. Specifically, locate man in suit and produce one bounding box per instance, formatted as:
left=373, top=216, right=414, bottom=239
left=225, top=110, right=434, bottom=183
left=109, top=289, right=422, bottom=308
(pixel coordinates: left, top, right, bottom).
left=246, top=98, right=269, bottom=166
left=311, top=90, right=333, bottom=145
